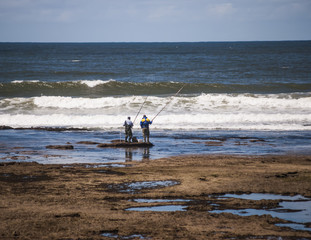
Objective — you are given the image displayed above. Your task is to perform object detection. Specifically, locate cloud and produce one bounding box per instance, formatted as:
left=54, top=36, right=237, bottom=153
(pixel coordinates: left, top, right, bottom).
left=233, top=0, right=311, bottom=21
left=0, top=0, right=79, bottom=23
left=147, top=5, right=182, bottom=22
left=206, top=3, right=235, bottom=18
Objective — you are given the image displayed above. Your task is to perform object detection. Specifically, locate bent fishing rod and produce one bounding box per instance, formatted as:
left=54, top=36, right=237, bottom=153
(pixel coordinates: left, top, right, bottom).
left=133, top=95, right=149, bottom=125
left=151, top=84, right=186, bottom=122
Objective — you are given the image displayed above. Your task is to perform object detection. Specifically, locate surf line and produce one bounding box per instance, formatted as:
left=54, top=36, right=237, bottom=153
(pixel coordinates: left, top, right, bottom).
left=151, top=84, right=186, bottom=122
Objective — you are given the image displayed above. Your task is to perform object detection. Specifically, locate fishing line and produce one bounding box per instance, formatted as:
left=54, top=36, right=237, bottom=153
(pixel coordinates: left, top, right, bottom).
left=131, top=91, right=151, bottom=140
left=133, top=95, right=149, bottom=125
left=151, top=84, right=186, bottom=122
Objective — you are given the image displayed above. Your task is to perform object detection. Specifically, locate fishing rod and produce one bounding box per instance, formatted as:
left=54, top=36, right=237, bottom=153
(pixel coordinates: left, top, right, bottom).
left=151, top=84, right=186, bottom=122
left=133, top=95, right=149, bottom=125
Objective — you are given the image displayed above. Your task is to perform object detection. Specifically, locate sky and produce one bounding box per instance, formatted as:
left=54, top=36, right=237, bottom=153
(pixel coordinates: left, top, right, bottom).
left=0, top=0, right=310, bottom=42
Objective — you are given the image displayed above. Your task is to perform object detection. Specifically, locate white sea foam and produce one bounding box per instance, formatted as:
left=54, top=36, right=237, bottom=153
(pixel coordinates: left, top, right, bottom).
left=12, top=80, right=40, bottom=83
left=0, top=112, right=310, bottom=131
left=27, top=93, right=311, bottom=112
left=79, top=79, right=115, bottom=88
left=9, top=79, right=115, bottom=88
left=1, top=93, right=310, bottom=130
left=32, top=96, right=140, bottom=109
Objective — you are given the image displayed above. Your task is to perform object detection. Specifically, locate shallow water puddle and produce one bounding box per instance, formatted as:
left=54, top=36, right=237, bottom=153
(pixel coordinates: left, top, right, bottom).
left=219, top=193, right=308, bottom=201
left=133, top=199, right=190, bottom=203
left=125, top=198, right=191, bottom=212
left=101, top=232, right=150, bottom=239
left=63, top=163, right=128, bottom=169
left=126, top=198, right=190, bottom=212
left=210, top=193, right=311, bottom=232
left=126, top=205, right=187, bottom=212
left=85, top=163, right=127, bottom=168
left=106, top=180, right=179, bottom=193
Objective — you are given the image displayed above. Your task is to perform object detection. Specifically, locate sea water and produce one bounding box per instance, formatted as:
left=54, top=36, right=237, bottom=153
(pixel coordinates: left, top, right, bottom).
left=0, top=42, right=310, bottom=164
left=210, top=194, right=311, bottom=232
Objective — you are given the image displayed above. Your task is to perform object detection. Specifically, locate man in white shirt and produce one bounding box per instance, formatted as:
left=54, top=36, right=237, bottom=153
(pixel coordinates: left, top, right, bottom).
left=123, top=116, right=133, bottom=142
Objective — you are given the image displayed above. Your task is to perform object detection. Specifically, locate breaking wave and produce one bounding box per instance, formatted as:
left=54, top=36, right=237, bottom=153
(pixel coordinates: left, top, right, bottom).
left=1, top=80, right=311, bottom=98
left=1, top=93, right=310, bottom=131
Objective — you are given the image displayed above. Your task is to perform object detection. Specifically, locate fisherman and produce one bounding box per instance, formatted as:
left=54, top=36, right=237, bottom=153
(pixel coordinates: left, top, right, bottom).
left=123, top=116, right=133, bottom=142
left=140, top=115, right=152, bottom=143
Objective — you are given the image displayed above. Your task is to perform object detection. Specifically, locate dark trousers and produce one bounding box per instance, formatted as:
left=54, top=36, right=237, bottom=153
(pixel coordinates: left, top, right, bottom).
left=125, top=127, right=132, bottom=142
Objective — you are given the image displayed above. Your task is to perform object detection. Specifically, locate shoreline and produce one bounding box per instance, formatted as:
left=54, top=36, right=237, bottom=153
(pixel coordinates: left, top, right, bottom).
left=1, top=154, right=311, bottom=239
left=1, top=128, right=311, bottom=165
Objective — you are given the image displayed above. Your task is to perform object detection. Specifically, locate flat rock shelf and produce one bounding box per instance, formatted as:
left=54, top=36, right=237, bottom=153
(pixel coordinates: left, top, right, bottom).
left=97, top=142, right=154, bottom=148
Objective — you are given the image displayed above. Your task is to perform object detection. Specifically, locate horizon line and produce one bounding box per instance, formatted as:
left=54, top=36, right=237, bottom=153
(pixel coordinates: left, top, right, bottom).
left=1, top=39, right=311, bottom=44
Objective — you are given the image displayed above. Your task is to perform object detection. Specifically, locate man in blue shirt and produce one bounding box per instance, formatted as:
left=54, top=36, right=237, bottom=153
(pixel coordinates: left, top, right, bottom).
left=140, top=115, right=152, bottom=143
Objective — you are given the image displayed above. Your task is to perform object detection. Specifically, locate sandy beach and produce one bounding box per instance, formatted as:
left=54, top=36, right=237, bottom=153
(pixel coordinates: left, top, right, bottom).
left=1, top=154, right=311, bottom=239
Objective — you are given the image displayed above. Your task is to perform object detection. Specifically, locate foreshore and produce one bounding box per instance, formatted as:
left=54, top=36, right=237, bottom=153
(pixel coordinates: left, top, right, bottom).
left=1, top=154, right=311, bottom=239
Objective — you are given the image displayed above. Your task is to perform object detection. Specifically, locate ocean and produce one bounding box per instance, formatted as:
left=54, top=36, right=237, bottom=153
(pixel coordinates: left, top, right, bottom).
left=0, top=41, right=311, bottom=164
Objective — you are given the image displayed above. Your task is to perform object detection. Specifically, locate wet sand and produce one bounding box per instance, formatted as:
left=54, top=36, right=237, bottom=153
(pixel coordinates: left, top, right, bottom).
left=1, top=154, right=311, bottom=239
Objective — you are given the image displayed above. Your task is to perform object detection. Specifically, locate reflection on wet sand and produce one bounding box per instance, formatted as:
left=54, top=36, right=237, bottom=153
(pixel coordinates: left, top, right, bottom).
left=142, top=148, right=150, bottom=161
left=125, top=147, right=151, bottom=162
left=125, top=148, right=133, bottom=162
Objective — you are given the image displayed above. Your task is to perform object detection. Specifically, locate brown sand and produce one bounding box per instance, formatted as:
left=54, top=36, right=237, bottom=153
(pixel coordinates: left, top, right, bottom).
left=0, top=154, right=311, bottom=239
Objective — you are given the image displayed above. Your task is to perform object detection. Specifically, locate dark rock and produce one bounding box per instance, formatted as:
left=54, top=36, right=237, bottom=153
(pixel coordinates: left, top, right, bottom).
left=250, top=139, right=265, bottom=142
left=54, top=213, right=80, bottom=218
left=46, top=145, right=74, bottom=150
left=97, top=142, right=154, bottom=148
left=110, top=140, right=125, bottom=143
left=4, top=126, right=89, bottom=132
left=77, top=141, right=100, bottom=145
left=0, top=126, right=13, bottom=130
left=205, top=141, right=223, bottom=146
left=111, top=137, right=138, bottom=143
